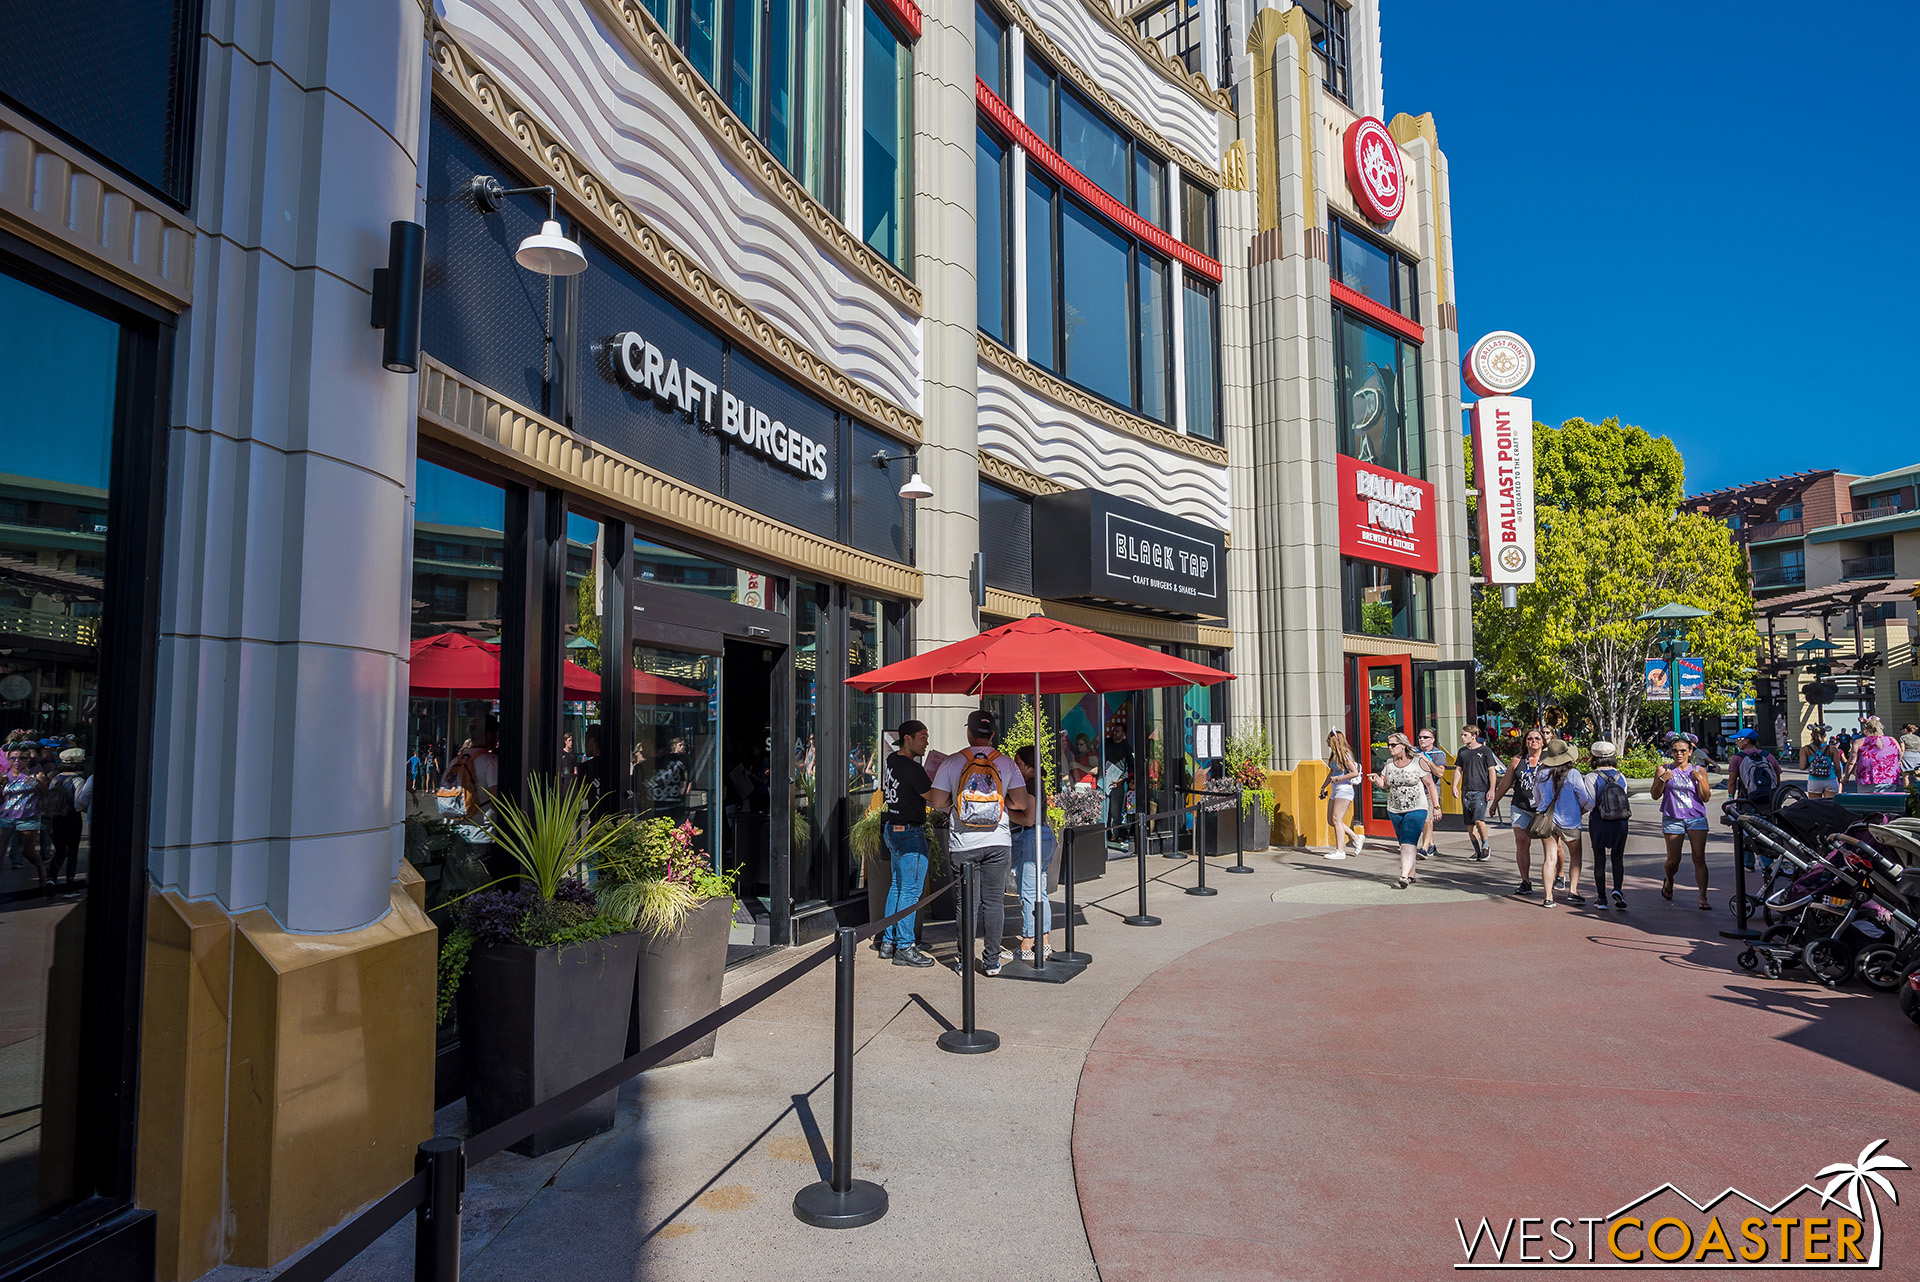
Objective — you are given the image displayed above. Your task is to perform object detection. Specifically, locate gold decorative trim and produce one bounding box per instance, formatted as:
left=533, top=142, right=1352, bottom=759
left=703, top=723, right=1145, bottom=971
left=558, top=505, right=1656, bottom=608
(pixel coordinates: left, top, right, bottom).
left=586, top=0, right=922, bottom=312
left=979, top=450, right=1068, bottom=497
left=1388, top=111, right=1447, bottom=308
left=1341, top=633, right=1440, bottom=660
left=1246, top=8, right=1315, bottom=235
left=1001, top=0, right=1223, bottom=186
left=430, top=23, right=924, bottom=447
left=977, top=336, right=1228, bottom=466
left=418, top=355, right=923, bottom=600
left=1076, top=0, right=1233, bottom=114
left=984, top=587, right=1232, bottom=647
left=1221, top=140, right=1248, bottom=191
left=0, top=105, right=195, bottom=310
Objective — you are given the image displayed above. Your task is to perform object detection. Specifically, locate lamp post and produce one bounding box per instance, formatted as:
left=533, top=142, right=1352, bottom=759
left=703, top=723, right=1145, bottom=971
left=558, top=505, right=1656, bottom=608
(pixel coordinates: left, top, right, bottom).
left=1635, top=603, right=1710, bottom=737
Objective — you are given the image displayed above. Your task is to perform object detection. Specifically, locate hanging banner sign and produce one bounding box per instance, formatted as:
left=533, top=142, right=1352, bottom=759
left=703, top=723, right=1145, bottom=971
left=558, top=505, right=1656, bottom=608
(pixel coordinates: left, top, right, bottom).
left=1677, top=657, right=1705, bottom=700
left=1644, top=661, right=1671, bottom=700
left=1337, top=455, right=1437, bottom=574
left=1472, top=396, right=1536, bottom=585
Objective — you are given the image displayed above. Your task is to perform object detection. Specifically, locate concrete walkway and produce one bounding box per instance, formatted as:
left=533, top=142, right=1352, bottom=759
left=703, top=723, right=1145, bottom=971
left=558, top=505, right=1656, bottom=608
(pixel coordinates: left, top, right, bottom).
left=222, top=799, right=1920, bottom=1281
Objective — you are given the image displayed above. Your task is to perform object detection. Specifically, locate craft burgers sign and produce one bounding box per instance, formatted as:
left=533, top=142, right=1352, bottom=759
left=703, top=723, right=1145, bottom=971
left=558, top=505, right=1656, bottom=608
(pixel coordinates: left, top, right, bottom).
left=610, top=330, right=829, bottom=480
left=1466, top=331, right=1538, bottom=586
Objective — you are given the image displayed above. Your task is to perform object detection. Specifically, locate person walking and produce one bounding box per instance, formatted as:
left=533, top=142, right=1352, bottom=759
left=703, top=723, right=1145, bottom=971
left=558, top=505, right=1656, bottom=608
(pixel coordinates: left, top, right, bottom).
left=1489, top=727, right=1547, bottom=897
left=1011, top=745, right=1056, bottom=965
left=1900, top=723, right=1920, bottom=787
left=1531, top=739, right=1593, bottom=908
left=1586, top=742, right=1633, bottom=911
left=43, top=748, right=85, bottom=891
left=1320, top=730, right=1364, bottom=858
left=1367, top=732, right=1429, bottom=890
left=1413, top=728, right=1448, bottom=859
left=1850, top=716, right=1902, bottom=794
left=1802, top=728, right=1843, bottom=799
left=1653, top=732, right=1712, bottom=911
left=1451, top=725, right=1499, bottom=862
left=928, top=709, right=1028, bottom=977
left=877, top=720, right=936, bottom=967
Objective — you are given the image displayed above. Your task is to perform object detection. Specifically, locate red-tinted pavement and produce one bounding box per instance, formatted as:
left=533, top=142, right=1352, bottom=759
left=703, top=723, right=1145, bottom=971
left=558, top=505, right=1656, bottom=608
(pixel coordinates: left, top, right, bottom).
left=1073, top=878, right=1920, bottom=1280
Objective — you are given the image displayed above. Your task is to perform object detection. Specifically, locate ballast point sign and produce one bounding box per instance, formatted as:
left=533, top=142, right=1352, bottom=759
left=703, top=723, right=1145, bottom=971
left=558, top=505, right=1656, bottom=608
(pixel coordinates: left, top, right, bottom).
left=1465, top=331, right=1538, bottom=586
left=611, top=330, right=829, bottom=480
left=1342, top=116, right=1406, bottom=224
left=1337, top=455, right=1437, bottom=574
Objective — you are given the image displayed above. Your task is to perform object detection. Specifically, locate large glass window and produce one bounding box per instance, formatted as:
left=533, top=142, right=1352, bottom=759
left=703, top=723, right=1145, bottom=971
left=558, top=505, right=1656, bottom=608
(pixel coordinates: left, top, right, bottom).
left=726, top=0, right=760, bottom=127
left=1025, top=58, right=1168, bottom=231
left=847, top=596, right=887, bottom=890
left=1025, top=171, right=1057, bottom=369
left=633, top=536, right=768, bottom=604
left=1335, top=309, right=1425, bottom=479
left=560, top=511, right=606, bottom=806
left=1341, top=559, right=1433, bottom=641
left=1136, top=252, right=1171, bottom=423
left=791, top=582, right=825, bottom=906
left=975, top=1, right=1008, bottom=98
left=1059, top=89, right=1129, bottom=207
left=977, top=126, right=1012, bottom=344
left=1182, top=278, right=1220, bottom=442
left=686, top=0, right=719, bottom=85
left=1022, top=57, right=1055, bottom=148
left=1299, top=0, right=1351, bottom=104
left=1060, top=196, right=1132, bottom=406
left=631, top=645, right=720, bottom=868
left=0, top=267, right=127, bottom=1238
left=862, top=5, right=912, bottom=268
left=1181, top=177, right=1215, bottom=259
left=1333, top=218, right=1419, bottom=321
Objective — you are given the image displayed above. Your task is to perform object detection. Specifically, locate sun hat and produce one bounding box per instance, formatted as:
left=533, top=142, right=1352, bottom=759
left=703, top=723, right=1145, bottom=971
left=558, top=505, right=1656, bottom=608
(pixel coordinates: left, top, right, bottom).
left=1540, top=740, right=1578, bottom=768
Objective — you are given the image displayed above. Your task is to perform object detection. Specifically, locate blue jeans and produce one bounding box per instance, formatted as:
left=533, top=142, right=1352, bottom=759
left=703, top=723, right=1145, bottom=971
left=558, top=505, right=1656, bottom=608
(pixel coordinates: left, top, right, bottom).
left=1012, top=824, right=1055, bottom=938
left=880, top=823, right=928, bottom=948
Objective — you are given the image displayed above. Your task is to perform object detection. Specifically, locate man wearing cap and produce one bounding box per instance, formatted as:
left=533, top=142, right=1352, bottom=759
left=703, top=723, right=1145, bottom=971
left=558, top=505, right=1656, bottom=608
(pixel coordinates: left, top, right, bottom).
left=877, top=720, right=936, bottom=967
left=928, top=709, right=1029, bottom=976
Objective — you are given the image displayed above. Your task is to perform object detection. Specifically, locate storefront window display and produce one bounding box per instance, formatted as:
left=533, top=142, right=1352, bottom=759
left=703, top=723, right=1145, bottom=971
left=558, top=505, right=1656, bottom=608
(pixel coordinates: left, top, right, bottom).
left=1341, top=558, right=1433, bottom=642
left=847, top=596, right=886, bottom=845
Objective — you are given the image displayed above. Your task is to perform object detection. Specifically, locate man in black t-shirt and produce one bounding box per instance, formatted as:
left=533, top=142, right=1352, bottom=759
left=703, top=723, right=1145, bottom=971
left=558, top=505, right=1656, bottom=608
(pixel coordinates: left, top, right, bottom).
left=878, top=720, right=936, bottom=967
left=1450, top=725, right=1502, bottom=862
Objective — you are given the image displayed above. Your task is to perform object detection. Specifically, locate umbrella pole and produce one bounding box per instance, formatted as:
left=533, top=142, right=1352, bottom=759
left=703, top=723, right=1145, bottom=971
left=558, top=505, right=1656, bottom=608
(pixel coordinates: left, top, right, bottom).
left=1033, top=672, right=1046, bottom=972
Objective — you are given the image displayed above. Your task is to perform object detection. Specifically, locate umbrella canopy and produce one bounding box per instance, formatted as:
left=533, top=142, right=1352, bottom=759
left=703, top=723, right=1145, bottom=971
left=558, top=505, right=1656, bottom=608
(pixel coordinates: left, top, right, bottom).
left=408, top=632, right=701, bottom=703
left=844, top=615, right=1233, bottom=696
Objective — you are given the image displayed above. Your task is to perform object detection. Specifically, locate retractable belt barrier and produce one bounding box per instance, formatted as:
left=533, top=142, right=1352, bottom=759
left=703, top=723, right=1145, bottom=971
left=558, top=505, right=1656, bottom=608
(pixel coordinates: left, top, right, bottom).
left=275, top=876, right=957, bottom=1282
left=1123, top=786, right=1243, bottom=925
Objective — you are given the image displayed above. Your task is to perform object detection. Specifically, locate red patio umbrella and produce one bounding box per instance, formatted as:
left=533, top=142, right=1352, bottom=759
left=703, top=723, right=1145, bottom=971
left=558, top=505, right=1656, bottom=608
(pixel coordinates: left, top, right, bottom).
left=409, top=632, right=702, bottom=702
left=846, top=616, right=1233, bottom=980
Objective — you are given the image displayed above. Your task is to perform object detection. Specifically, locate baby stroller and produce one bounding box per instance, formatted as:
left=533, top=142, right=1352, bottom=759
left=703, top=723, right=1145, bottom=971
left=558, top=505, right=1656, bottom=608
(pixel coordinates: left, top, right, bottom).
left=1737, top=845, right=1888, bottom=984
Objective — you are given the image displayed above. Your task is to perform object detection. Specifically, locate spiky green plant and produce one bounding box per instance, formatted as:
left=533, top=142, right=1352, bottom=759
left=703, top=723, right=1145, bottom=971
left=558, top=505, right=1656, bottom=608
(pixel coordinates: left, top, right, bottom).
left=599, top=875, right=702, bottom=937
left=489, top=774, right=626, bottom=900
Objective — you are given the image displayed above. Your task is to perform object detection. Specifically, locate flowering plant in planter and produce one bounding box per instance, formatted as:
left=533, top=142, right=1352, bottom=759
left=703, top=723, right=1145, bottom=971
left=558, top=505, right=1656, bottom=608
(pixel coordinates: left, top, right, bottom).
left=594, top=815, right=735, bottom=938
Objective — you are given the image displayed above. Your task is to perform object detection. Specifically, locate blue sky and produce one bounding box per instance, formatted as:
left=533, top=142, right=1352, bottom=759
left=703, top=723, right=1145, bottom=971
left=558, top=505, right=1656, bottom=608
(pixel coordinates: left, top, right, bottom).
left=1386, top=1, right=1918, bottom=497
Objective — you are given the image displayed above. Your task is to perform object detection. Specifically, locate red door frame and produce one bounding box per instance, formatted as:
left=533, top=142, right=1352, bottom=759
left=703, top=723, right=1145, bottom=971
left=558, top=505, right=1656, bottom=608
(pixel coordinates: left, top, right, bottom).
left=1348, top=653, right=1414, bottom=839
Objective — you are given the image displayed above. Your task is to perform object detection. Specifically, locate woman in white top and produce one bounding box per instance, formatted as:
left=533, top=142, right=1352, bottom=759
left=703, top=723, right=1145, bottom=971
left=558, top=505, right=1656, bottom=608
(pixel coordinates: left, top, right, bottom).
left=1320, top=730, right=1364, bottom=859
left=1368, top=733, right=1431, bottom=889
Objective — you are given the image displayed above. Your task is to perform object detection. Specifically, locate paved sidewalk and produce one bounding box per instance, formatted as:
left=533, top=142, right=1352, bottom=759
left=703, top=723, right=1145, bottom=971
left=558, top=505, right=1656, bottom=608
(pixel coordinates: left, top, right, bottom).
left=217, top=797, right=1918, bottom=1281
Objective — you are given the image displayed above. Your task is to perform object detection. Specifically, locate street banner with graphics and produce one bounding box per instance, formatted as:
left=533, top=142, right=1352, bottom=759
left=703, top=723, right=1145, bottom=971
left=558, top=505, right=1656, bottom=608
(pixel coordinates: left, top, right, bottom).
left=1472, top=396, right=1535, bottom=585
left=1677, top=657, right=1705, bottom=700
left=1645, top=661, right=1671, bottom=699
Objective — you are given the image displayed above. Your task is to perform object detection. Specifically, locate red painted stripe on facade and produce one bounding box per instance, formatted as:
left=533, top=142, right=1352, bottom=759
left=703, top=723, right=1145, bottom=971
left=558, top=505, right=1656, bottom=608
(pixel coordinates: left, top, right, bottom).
left=879, top=0, right=921, bottom=41
left=1330, top=279, right=1425, bottom=344
left=976, top=79, right=1224, bottom=284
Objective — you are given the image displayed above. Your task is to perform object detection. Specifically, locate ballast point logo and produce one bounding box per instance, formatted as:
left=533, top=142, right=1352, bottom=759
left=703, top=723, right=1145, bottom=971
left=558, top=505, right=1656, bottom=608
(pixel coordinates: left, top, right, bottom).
left=1456, top=1140, right=1907, bottom=1269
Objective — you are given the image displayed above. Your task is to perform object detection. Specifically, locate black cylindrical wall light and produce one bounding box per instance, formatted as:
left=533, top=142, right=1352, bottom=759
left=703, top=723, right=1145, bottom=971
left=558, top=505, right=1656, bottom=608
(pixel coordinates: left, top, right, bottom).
left=370, top=220, right=425, bottom=373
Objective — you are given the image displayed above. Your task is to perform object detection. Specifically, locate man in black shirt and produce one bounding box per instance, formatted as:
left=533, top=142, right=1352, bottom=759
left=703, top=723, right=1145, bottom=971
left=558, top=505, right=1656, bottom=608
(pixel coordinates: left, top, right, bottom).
left=878, top=720, right=936, bottom=966
left=1450, top=725, right=1501, bottom=862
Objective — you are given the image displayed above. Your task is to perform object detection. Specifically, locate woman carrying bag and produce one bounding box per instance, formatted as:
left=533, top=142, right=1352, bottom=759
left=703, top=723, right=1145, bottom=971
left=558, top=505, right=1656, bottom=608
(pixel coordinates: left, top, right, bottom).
left=1367, top=733, right=1429, bottom=890
left=1530, top=740, right=1593, bottom=908
left=1489, top=727, right=1547, bottom=897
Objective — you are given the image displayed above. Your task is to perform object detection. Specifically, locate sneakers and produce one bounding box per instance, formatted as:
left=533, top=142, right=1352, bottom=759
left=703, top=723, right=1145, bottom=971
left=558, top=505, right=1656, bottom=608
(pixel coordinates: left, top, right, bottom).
left=980, top=957, right=1002, bottom=977
left=1563, top=892, right=1586, bottom=906
left=1552, top=876, right=1568, bottom=892
left=1416, top=846, right=1435, bottom=860
left=1512, top=880, right=1534, bottom=897
left=875, top=939, right=896, bottom=959
left=1470, top=847, right=1492, bottom=862
left=1324, top=849, right=1348, bottom=860
left=892, top=945, right=935, bottom=968
left=1611, top=890, right=1627, bottom=911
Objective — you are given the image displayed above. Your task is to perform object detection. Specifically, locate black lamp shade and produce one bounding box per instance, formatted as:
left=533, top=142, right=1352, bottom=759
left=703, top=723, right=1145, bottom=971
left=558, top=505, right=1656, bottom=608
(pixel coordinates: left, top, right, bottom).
left=370, top=220, right=425, bottom=373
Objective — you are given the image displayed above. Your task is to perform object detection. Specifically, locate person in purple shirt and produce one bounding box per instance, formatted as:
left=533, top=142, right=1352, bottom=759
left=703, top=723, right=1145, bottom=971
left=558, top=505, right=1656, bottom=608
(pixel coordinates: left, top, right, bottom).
left=1652, top=732, right=1713, bottom=911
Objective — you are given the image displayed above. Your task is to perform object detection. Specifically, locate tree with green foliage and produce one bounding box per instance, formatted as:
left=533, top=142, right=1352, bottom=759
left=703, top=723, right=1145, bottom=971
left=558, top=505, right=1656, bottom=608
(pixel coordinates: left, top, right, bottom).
left=1471, top=415, right=1756, bottom=750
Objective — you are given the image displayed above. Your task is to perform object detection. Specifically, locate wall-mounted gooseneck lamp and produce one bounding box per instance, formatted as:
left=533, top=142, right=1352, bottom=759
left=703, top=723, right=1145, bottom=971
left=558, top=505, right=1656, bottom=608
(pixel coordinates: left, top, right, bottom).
left=369, top=220, right=425, bottom=373
left=468, top=175, right=588, bottom=276
left=871, top=450, right=933, bottom=500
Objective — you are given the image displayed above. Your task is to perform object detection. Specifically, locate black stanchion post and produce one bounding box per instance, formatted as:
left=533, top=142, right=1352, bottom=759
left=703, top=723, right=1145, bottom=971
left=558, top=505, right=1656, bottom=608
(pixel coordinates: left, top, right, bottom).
left=1720, top=817, right=1761, bottom=942
left=1227, top=786, right=1253, bottom=873
left=1056, top=825, right=1092, bottom=964
left=794, top=928, right=889, bottom=1228
left=1124, top=811, right=1160, bottom=926
left=939, top=859, right=999, bottom=1053
left=1187, top=796, right=1216, bottom=896
left=413, top=1137, right=463, bottom=1282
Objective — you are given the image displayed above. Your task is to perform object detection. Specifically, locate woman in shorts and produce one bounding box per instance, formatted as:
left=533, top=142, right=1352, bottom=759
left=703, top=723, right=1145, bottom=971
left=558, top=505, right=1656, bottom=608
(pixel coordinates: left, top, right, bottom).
left=1321, top=730, right=1364, bottom=858
left=1489, top=727, right=1547, bottom=897
left=1801, top=728, right=1842, bottom=799
left=1368, top=733, right=1428, bottom=890
left=1653, top=733, right=1712, bottom=911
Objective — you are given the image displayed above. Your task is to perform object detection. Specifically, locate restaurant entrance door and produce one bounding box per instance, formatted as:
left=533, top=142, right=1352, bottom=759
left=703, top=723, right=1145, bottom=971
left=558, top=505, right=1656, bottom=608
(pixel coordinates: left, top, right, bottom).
left=1348, top=655, right=1478, bottom=839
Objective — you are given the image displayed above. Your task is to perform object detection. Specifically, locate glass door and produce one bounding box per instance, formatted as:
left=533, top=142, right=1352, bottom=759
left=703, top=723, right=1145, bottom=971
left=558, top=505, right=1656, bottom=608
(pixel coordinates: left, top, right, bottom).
left=1347, top=654, right=1412, bottom=839
left=631, top=644, right=721, bottom=868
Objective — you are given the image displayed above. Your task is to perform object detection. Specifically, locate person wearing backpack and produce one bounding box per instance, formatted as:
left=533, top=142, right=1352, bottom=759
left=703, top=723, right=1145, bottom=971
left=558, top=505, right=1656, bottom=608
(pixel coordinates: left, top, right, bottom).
left=1728, top=731, right=1781, bottom=807
left=927, top=709, right=1030, bottom=977
left=43, top=748, right=85, bottom=890
left=1801, top=728, right=1843, bottom=799
left=1586, top=742, right=1633, bottom=911
left=1489, top=727, right=1547, bottom=897
left=1851, top=716, right=1902, bottom=793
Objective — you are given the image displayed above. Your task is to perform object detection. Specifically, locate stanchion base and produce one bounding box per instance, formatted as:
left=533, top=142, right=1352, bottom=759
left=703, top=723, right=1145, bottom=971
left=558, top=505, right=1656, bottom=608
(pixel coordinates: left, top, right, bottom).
left=1185, top=885, right=1219, bottom=897
left=1122, top=914, right=1161, bottom=927
left=998, top=955, right=1090, bottom=984
left=1719, top=929, right=1763, bottom=941
left=1223, top=865, right=1255, bottom=874
left=937, top=1028, right=1001, bottom=1055
left=1162, top=852, right=1189, bottom=860
left=1052, top=950, right=1093, bottom=965
left=793, top=1179, right=889, bottom=1229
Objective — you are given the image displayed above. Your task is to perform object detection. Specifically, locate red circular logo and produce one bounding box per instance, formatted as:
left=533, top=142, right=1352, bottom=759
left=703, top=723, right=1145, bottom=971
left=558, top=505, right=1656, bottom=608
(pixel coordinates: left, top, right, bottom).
left=1343, top=117, right=1405, bottom=224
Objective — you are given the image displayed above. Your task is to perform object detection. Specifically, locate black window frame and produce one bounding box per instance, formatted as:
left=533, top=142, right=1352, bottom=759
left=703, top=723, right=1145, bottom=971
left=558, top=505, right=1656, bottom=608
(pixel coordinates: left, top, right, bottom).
left=1182, top=275, right=1223, bottom=443
left=1340, top=557, right=1433, bottom=642
left=1331, top=304, right=1426, bottom=480
left=1330, top=216, right=1419, bottom=321
left=975, top=0, right=1009, bottom=100
left=1180, top=176, right=1216, bottom=259
left=1297, top=0, right=1351, bottom=105
left=976, top=121, right=1014, bottom=345
left=1022, top=54, right=1169, bottom=230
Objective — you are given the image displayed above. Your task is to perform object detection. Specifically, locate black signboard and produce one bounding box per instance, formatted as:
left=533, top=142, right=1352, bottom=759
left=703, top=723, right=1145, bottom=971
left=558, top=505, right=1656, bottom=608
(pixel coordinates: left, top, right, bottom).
left=1030, top=490, right=1226, bottom=617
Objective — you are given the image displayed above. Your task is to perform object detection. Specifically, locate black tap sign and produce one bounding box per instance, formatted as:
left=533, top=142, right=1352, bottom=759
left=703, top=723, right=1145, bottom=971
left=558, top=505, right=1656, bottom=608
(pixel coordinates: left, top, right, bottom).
left=1031, top=490, right=1226, bottom=617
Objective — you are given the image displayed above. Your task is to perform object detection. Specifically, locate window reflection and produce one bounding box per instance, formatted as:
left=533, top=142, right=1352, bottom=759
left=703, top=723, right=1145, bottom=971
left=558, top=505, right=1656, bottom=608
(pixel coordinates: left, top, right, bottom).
left=634, top=536, right=776, bottom=608
left=1026, top=173, right=1057, bottom=369
left=1061, top=198, right=1131, bottom=406
left=1182, top=279, right=1219, bottom=441
left=1341, top=559, right=1433, bottom=641
left=977, top=126, right=1011, bottom=343
left=862, top=6, right=911, bottom=268
left=846, top=597, right=884, bottom=888
left=561, top=513, right=605, bottom=807
left=630, top=645, right=719, bottom=866
left=0, top=269, right=120, bottom=1235
left=1336, top=311, right=1425, bottom=479
left=791, top=583, right=823, bottom=907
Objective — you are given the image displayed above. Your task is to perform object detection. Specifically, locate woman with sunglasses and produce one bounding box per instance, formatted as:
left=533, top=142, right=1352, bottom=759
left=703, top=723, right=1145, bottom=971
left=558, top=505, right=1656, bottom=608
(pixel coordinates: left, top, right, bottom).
left=1367, top=732, right=1428, bottom=889
left=1489, top=727, right=1547, bottom=897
